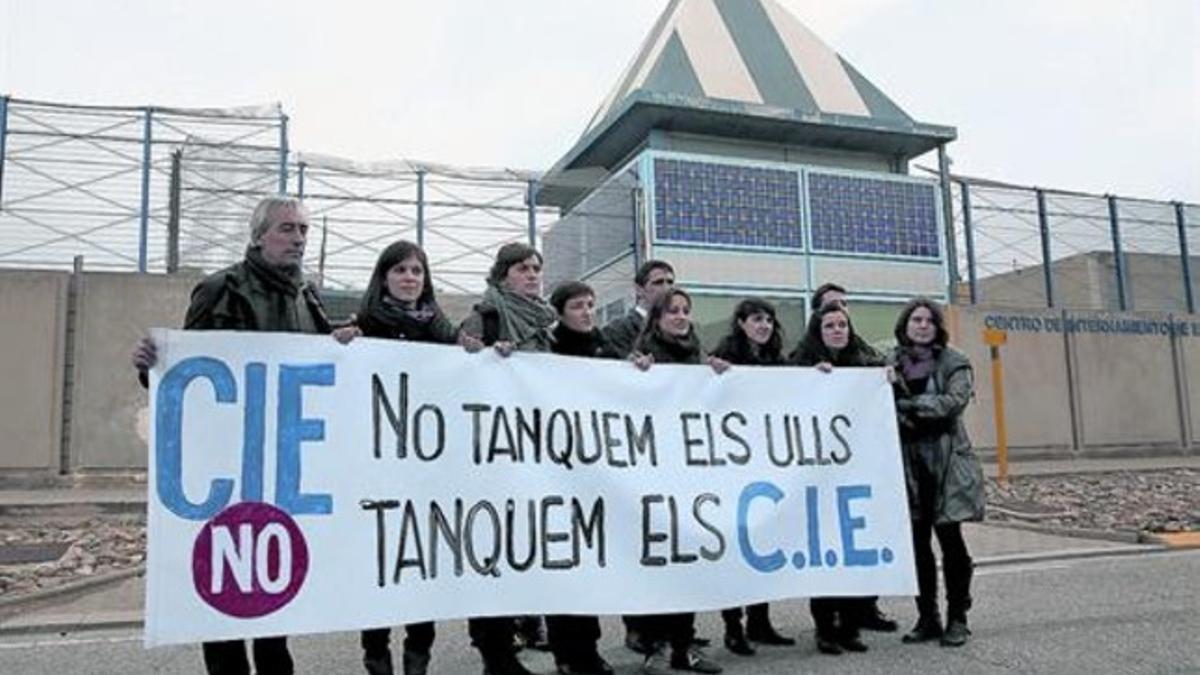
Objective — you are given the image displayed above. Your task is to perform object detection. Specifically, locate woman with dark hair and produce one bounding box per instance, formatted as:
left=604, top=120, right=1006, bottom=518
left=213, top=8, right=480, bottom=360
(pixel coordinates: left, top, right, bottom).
left=460, top=242, right=556, bottom=354
left=890, top=298, right=985, bottom=648
left=457, top=242, right=556, bottom=675
left=791, top=303, right=884, bottom=656
left=709, top=299, right=795, bottom=656
left=541, top=280, right=615, bottom=675
left=332, top=239, right=453, bottom=675
left=631, top=288, right=726, bottom=675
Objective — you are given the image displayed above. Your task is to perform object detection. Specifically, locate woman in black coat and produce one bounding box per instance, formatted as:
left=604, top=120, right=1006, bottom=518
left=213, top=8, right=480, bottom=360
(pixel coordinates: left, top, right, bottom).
left=790, top=303, right=885, bottom=657
left=709, top=299, right=796, bottom=656
left=334, top=239, right=454, bottom=675
left=631, top=288, right=727, bottom=675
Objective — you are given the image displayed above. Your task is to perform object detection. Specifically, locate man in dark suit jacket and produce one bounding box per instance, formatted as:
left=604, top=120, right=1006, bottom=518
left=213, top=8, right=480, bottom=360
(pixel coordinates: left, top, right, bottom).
left=601, top=260, right=675, bottom=358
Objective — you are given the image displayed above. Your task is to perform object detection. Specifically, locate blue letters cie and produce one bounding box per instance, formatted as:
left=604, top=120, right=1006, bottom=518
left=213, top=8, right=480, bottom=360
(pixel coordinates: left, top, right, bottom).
left=737, top=481, right=880, bottom=572
left=155, top=356, right=335, bottom=520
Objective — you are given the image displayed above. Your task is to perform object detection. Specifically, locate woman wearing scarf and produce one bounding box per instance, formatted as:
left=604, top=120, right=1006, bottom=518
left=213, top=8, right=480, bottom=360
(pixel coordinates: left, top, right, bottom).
left=890, top=298, right=985, bottom=648
left=791, top=303, right=884, bottom=656
left=333, top=239, right=454, bottom=675
left=540, top=280, right=616, bottom=675
left=709, top=299, right=795, bottom=657
left=631, top=288, right=726, bottom=675
left=458, top=242, right=555, bottom=675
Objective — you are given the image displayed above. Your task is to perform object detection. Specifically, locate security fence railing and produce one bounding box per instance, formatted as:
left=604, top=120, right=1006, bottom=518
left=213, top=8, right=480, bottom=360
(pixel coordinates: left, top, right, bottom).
left=949, top=175, right=1199, bottom=312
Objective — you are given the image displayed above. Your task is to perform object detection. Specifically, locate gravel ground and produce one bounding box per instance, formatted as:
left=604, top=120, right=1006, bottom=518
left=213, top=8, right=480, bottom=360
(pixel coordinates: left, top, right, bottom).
left=986, top=468, right=1200, bottom=533
left=0, top=517, right=145, bottom=600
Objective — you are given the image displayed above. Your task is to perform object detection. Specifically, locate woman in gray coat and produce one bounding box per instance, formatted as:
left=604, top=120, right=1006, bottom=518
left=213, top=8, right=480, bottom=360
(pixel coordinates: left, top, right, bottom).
left=890, top=298, right=985, bottom=648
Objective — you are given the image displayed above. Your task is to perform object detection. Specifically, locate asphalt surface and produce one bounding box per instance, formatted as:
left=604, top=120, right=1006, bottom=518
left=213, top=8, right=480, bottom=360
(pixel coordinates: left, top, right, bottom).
left=0, top=549, right=1196, bottom=675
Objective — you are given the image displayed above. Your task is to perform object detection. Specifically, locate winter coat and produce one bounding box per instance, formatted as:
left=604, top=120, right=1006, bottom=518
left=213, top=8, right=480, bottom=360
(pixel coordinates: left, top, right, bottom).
left=601, top=308, right=645, bottom=358
left=184, top=259, right=330, bottom=334
left=890, top=345, right=985, bottom=525
left=551, top=323, right=618, bottom=359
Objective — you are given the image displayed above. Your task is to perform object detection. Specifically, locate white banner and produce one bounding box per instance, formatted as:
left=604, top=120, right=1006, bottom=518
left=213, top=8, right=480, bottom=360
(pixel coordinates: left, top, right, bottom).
left=145, top=329, right=916, bottom=647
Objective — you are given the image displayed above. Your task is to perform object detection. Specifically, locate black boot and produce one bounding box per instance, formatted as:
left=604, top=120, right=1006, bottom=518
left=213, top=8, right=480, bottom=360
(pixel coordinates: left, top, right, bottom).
left=837, top=625, right=868, bottom=653
left=901, top=614, right=943, bottom=644
left=815, top=631, right=843, bottom=655
left=940, top=616, right=971, bottom=647
left=364, top=649, right=394, bottom=675
left=722, top=622, right=755, bottom=656
left=402, top=650, right=430, bottom=675
left=745, top=622, right=795, bottom=646
left=857, top=598, right=898, bottom=633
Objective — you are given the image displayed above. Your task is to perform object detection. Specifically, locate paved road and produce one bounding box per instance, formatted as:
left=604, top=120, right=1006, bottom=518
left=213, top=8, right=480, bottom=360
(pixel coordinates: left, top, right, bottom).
left=1, top=550, right=1196, bottom=674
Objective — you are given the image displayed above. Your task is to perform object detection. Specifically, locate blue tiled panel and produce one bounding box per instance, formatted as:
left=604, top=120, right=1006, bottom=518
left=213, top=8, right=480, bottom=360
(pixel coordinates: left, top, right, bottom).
left=808, top=173, right=940, bottom=258
left=653, top=158, right=802, bottom=248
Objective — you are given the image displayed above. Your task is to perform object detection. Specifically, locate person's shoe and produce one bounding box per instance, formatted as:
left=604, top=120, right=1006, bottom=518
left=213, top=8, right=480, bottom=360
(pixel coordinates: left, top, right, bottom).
left=838, top=633, right=869, bottom=653
left=481, top=651, right=535, bottom=675
left=745, top=623, right=795, bottom=646
left=670, top=647, right=723, bottom=673
left=940, top=619, right=971, bottom=647
left=859, top=606, right=899, bottom=633
left=557, top=652, right=614, bottom=675
left=642, top=645, right=672, bottom=675
left=364, top=649, right=395, bottom=675
left=722, top=632, right=755, bottom=656
left=901, top=615, right=944, bottom=644
left=815, top=634, right=843, bottom=655
left=402, top=649, right=430, bottom=675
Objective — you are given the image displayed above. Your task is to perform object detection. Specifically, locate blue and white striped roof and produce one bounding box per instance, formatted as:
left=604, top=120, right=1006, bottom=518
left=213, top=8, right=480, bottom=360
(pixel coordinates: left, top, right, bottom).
left=548, top=0, right=954, bottom=183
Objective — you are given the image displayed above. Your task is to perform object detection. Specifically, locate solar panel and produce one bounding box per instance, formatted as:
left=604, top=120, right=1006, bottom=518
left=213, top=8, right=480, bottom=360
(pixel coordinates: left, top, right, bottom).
left=653, top=158, right=803, bottom=249
left=807, top=172, right=941, bottom=258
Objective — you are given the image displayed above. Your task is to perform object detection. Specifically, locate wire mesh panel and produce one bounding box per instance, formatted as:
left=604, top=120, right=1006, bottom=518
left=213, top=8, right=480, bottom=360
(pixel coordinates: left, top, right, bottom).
left=1117, top=198, right=1188, bottom=311
left=962, top=184, right=1047, bottom=307
left=0, top=99, right=285, bottom=273
left=1043, top=192, right=1115, bottom=310
left=543, top=170, right=637, bottom=290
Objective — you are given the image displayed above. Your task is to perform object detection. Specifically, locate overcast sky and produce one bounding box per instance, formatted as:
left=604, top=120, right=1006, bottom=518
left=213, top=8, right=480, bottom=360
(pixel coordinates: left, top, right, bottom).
left=2, top=0, right=1197, bottom=202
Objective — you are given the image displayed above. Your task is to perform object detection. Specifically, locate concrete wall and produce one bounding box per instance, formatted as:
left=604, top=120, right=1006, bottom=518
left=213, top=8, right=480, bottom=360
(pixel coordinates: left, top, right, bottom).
left=1071, top=312, right=1184, bottom=450
left=0, top=271, right=68, bottom=474
left=951, top=307, right=1075, bottom=457
left=68, top=272, right=203, bottom=471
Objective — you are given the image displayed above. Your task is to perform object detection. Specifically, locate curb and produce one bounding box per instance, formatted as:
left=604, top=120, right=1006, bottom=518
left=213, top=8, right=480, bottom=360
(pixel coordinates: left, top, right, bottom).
left=982, top=519, right=1143, bottom=544
left=0, top=502, right=146, bottom=519
left=0, top=612, right=143, bottom=637
left=974, top=543, right=1169, bottom=568
left=1138, top=531, right=1200, bottom=549
left=0, top=566, right=144, bottom=613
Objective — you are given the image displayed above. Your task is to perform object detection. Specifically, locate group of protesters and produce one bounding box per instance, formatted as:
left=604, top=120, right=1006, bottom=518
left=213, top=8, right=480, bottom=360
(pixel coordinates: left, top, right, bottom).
left=132, top=196, right=986, bottom=675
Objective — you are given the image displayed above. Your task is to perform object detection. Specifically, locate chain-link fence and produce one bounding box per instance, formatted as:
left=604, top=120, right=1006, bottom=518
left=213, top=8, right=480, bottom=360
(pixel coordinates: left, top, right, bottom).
left=951, top=176, right=1198, bottom=312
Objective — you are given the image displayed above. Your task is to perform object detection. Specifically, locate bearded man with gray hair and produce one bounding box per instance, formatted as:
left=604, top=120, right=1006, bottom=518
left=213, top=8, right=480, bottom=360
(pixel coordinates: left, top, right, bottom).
left=132, top=195, right=330, bottom=674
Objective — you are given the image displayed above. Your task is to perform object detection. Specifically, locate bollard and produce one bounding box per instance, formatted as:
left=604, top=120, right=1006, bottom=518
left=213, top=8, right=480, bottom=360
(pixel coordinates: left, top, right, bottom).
left=983, top=328, right=1009, bottom=484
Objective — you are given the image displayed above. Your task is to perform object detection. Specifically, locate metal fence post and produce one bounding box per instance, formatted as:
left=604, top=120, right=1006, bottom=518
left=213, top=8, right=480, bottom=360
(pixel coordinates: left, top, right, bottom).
left=527, top=180, right=540, bottom=246
left=278, top=113, right=289, bottom=194
left=1177, top=202, right=1195, bottom=314
left=167, top=150, right=181, bottom=273
left=137, top=108, right=154, bottom=273
left=416, top=170, right=426, bottom=248
left=1107, top=195, right=1128, bottom=311
left=960, top=180, right=978, bottom=304
left=937, top=144, right=959, bottom=301
left=1036, top=188, right=1055, bottom=308
left=297, top=161, right=306, bottom=199
left=0, top=95, right=9, bottom=210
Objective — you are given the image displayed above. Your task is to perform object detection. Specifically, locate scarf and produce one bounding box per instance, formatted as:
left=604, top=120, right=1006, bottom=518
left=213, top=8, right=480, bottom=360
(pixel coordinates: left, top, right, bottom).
left=552, top=323, right=608, bottom=358
left=639, top=328, right=703, bottom=365
left=898, top=344, right=940, bottom=382
left=481, top=281, right=557, bottom=351
left=244, top=245, right=305, bottom=297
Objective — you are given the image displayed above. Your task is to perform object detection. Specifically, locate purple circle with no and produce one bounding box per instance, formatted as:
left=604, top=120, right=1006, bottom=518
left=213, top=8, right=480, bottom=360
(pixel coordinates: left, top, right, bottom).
left=192, top=502, right=309, bottom=618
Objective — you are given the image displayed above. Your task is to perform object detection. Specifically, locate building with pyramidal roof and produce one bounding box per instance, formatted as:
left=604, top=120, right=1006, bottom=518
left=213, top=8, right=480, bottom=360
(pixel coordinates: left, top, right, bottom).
left=541, top=0, right=958, bottom=343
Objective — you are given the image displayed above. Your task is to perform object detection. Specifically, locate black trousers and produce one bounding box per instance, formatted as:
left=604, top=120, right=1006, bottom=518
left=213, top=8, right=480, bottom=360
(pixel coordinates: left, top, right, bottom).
left=546, top=614, right=601, bottom=664
left=911, top=519, right=973, bottom=620
left=641, top=612, right=696, bottom=654
left=809, top=597, right=864, bottom=638
left=202, top=638, right=292, bottom=675
left=720, top=603, right=769, bottom=631
left=468, top=616, right=518, bottom=655
left=361, top=622, right=436, bottom=656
